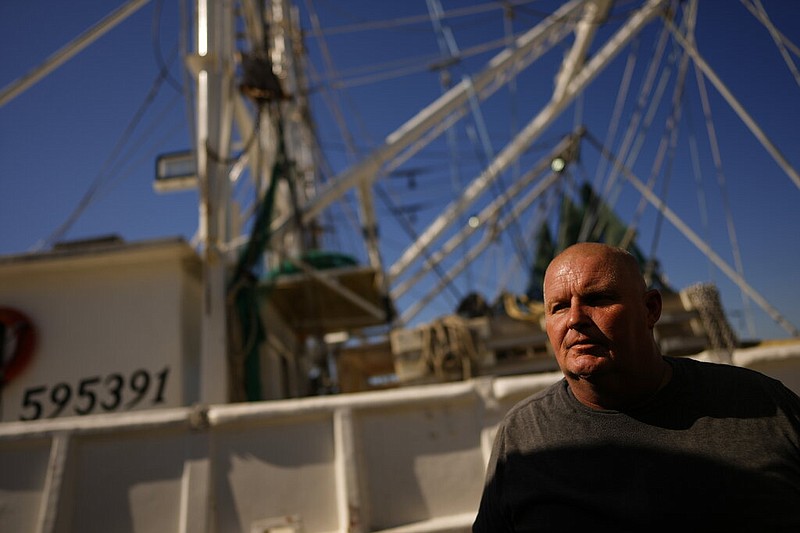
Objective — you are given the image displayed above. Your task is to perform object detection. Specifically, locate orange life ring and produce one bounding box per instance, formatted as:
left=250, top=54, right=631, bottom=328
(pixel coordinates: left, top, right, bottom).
left=0, top=307, right=37, bottom=384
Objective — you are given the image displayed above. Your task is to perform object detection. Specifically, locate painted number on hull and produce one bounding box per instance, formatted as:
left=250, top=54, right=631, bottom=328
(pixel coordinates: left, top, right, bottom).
left=19, top=367, right=170, bottom=421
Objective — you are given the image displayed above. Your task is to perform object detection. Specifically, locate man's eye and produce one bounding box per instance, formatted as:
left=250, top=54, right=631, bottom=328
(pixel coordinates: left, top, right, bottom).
left=587, top=294, right=614, bottom=306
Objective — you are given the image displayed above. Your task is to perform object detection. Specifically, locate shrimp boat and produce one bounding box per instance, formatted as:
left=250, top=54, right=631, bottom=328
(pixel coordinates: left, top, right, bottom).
left=1, top=0, right=799, bottom=531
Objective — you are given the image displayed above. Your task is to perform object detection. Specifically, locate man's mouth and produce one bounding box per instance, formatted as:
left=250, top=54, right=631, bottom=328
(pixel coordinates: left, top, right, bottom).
left=568, top=338, right=598, bottom=348
left=567, top=338, right=606, bottom=352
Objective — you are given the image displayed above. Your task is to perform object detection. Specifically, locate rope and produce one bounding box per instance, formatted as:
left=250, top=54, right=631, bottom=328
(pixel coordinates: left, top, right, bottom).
left=684, top=283, right=738, bottom=362
left=419, top=315, right=483, bottom=381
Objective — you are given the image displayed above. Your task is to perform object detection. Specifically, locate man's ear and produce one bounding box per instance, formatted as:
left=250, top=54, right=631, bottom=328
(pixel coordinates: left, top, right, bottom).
left=644, top=289, right=662, bottom=329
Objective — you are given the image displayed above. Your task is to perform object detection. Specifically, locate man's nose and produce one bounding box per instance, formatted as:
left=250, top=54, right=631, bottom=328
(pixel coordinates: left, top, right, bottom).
left=567, top=302, right=589, bottom=328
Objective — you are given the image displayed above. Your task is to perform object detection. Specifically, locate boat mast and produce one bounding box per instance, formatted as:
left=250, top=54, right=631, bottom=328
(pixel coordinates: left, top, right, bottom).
left=194, top=0, right=235, bottom=404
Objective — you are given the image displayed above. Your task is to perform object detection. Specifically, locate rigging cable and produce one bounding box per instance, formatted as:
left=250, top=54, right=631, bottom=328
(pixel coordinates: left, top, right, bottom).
left=503, top=2, right=521, bottom=180
left=304, top=0, right=362, bottom=156
left=500, top=0, right=540, bottom=291
left=426, top=0, right=475, bottom=295
left=643, top=94, right=680, bottom=265
left=33, top=47, right=183, bottom=250
left=301, top=0, right=376, bottom=257
left=303, top=60, right=371, bottom=252
left=397, top=140, right=571, bottom=323
left=599, top=34, right=675, bottom=230
left=310, top=0, right=540, bottom=37
left=327, top=34, right=519, bottom=90
left=742, top=0, right=800, bottom=89
left=693, top=45, right=757, bottom=338
left=684, top=105, right=713, bottom=282
left=464, top=119, right=533, bottom=280
left=152, top=0, right=183, bottom=93
left=579, top=37, right=639, bottom=242
left=584, top=129, right=800, bottom=338
left=307, top=0, right=399, bottom=263
left=306, top=0, right=465, bottom=308
left=428, top=0, right=531, bottom=300
left=460, top=61, right=535, bottom=287
left=93, top=95, right=185, bottom=207
left=580, top=18, right=672, bottom=243
left=664, top=14, right=800, bottom=191
left=309, top=0, right=565, bottom=91
left=374, top=186, right=464, bottom=305
left=179, top=0, right=196, bottom=151
left=619, top=17, right=693, bottom=252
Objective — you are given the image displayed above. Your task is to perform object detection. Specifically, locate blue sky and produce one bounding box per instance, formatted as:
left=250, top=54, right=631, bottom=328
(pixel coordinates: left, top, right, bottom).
left=1, top=0, right=799, bottom=340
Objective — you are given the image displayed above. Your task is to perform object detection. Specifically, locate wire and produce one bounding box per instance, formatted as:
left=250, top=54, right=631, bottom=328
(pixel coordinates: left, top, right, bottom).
left=322, top=33, right=527, bottom=90
left=374, top=183, right=463, bottom=303
left=589, top=20, right=673, bottom=242
left=742, top=0, right=800, bottom=88
left=304, top=0, right=361, bottom=158
left=692, top=43, right=756, bottom=337
left=620, top=24, right=692, bottom=251
left=151, top=0, right=183, bottom=93
left=33, top=49, right=180, bottom=250
left=206, top=105, right=263, bottom=165
left=308, top=0, right=540, bottom=37
left=179, top=0, right=196, bottom=152
left=427, top=0, right=476, bottom=295
left=305, top=0, right=471, bottom=304
left=580, top=37, right=639, bottom=242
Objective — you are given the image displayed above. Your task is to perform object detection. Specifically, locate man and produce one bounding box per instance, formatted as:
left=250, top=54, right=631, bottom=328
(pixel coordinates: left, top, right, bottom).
left=473, top=243, right=800, bottom=532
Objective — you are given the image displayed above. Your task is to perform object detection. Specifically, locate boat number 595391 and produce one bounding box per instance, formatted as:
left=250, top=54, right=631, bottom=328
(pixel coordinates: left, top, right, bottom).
left=19, top=367, right=170, bottom=420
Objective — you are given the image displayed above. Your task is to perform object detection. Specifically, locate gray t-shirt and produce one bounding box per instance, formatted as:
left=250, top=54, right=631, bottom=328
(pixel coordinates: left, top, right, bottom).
left=474, top=357, right=800, bottom=532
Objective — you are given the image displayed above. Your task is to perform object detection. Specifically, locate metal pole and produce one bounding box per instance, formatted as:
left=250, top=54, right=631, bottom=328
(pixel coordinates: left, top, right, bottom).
left=196, top=0, right=235, bottom=404
left=0, top=0, right=152, bottom=107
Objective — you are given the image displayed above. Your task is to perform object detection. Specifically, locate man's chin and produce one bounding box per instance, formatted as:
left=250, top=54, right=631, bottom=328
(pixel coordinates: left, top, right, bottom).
left=565, top=352, right=611, bottom=378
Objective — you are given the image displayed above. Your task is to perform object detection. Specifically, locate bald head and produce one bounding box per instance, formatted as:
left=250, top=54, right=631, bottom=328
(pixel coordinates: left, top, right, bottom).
left=544, top=243, right=646, bottom=301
